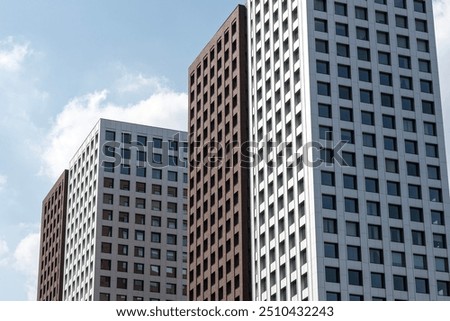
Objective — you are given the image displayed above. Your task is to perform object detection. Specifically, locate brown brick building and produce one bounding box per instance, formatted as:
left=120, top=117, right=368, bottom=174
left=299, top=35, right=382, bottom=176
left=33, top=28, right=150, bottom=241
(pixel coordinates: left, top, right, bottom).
left=188, top=5, right=251, bottom=301
left=37, top=170, right=68, bottom=300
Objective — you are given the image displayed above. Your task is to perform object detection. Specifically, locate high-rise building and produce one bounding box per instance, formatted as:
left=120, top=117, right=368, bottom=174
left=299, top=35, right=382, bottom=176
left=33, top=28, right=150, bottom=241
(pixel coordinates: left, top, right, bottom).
left=37, top=170, right=69, bottom=301
left=248, top=0, right=450, bottom=300
left=188, top=5, right=252, bottom=301
left=61, top=119, right=188, bottom=301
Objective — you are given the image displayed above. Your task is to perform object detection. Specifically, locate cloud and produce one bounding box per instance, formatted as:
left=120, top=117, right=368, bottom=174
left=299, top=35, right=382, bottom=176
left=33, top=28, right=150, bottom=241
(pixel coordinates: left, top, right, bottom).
left=0, top=175, right=6, bottom=191
left=0, top=37, right=29, bottom=72
left=434, top=1, right=450, bottom=172
left=0, top=238, right=9, bottom=266
left=40, top=76, right=187, bottom=179
left=13, top=233, right=40, bottom=301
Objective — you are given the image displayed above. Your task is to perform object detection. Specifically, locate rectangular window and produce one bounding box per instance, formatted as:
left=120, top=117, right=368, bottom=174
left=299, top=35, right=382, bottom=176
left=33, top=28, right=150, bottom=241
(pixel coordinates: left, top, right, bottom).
left=370, top=249, right=383, bottom=264
left=392, top=252, right=406, bottom=267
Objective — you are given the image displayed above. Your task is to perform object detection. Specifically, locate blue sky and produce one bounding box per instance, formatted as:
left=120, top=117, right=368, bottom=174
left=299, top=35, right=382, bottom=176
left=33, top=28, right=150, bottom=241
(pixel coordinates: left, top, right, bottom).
left=0, top=0, right=243, bottom=300
left=0, top=0, right=449, bottom=301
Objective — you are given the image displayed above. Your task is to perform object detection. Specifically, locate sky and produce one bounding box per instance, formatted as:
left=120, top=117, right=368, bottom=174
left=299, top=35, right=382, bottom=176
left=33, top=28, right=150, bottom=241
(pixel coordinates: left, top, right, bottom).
left=0, top=0, right=449, bottom=301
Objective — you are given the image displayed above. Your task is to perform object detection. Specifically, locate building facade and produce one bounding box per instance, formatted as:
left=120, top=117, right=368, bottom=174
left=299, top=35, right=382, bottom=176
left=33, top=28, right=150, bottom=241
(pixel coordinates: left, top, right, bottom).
left=62, top=119, right=188, bottom=301
left=188, top=5, right=252, bottom=301
left=37, top=170, right=69, bottom=301
left=248, top=0, right=450, bottom=300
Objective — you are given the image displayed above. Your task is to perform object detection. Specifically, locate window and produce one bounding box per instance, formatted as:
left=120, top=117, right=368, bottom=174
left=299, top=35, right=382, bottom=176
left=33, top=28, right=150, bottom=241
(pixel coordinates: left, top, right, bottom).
left=433, top=234, right=446, bottom=249
left=119, top=212, right=129, bottom=223
left=391, top=228, right=404, bottom=243
left=337, top=43, right=349, bottom=57
left=319, top=125, right=332, bottom=141
left=152, top=153, right=162, bottom=164
left=414, top=254, right=427, bottom=269
left=414, top=0, right=426, bottom=13
left=355, top=7, right=367, bottom=20
left=342, top=152, right=356, bottom=167
left=325, top=267, right=340, bottom=283
left=326, top=292, right=341, bottom=301
left=338, top=64, right=351, bottom=78
left=150, top=248, right=161, bottom=259
left=380, top=72, right=392, bottom=86
left=364, top=155, right=377, bottom=170
left=415, top=278, right=429, bottom=294
left=389, top=204, right=402, bottom=219
left=412, top=231, right=426, bottom=246
left=319, top=104, right=332, bottom=118
left=419, top=59, right=431, bottom=73
left=135, top=230, right=145, bottom=241
left=392, top=252, right=406, bottom=267
left=365, top=178, right=379, bottom=193
left=167, top=234, right=177, bottom=245
left=151, top=232, right=161, bottom=243
left=384, top=136, right=397, bottom=151
left=436, top=257, right=449, bottom=272
left=340, top=107, right=353, bottom=122
left=378, top=51, right=390, bottom=65
left=167, top=171, right=178, bottom=182
left=416, top=19, right=428, bottom=33
left=152, top=169, right=162, bottom=179
left=119, top=196, right=129, bottom=207
left=375, top=11, right=388, bottom=24
left=437, top=281, right=450, bottom=297
left=363, top=133, right=376, bottom=148
left=167, top=250, right=177, bottom=261
left=348, top=270, right=363, bottom=286
left=346, top=221, right=360, bottom=236
left=323, top=218, right=337, bottom=234
left=361, top=111, right=374, bottom=125
left=424, top=122, right=437, bottom=136
left=316, top=60, right=329, bottom=74
left=409, top=184, right=422, bottom=199
left=370, top=249, right=383, bottom=264
left=120, top=164, right=130, bottom=175
left=387, top=181, right=400, bottom=196
left=339, top=86, right=352, bottom=100
left=321, top=171, right=335, bottom=186
left=335, top=2, right=347, bottom=16
left=135, top=214, right=145, bottom=225
left=347, top=246, right=361, bottom=261
left=316, top=39, right=328, bottom=53
left=356, top=27, right=369, bottom=41
left=359, top=68, right=371, bottom=82
left=341, top=129, right=354, bottom=144
left=336, top=23, right=348, bottom=37
left=394, top=275, right=408, bottom=292
left=395, top=0, right=406, bottom=8
left=431, top=211, right=445, bottom=226
left=385, top=159, right=399, bottom=173
left=150, top=281, right=160, bottom=293
left=403, top=118, right=416, bottom=132
left=377, top=31, right=389, bottom=45
left=423, top=100, right=435, bottom=114
left=381, top=93, right=394, bottom=107
left=371, top=273, right=385, bottom=289
left=357, top=47, right=370, bottom=61
left=417, top=39, right=429, bottom=52
left=402, top=97, right=414, bottom=111
left=343, top=174, right=357, bottom=190
left=322, top=194, right=336, bottom=210
left=105, top=130, right=115, bottom=141
left=407, top=162, right=420, bottom=177
left=318, top=82, right=331, bottom=96
left=367, top=201, right=380, bottom=216
left=314, top=0, right=326, bottom=12
left=117, top=262, right=128, bottom=273
left=397, top=35, right=409, bottom=49
left=396, top=15, right=408, bottom=28
left=118, top=244, right=128, bottom=256
left=360, top=90, right=373, bottom=104
left=426, top=144, right=439, bottom=158
left=324, top=243, right=339, bottom=258
left=150, top=265, right=160, bottom=276
left=405, top=140, right=418, bottom=154
left=152, top=200, right=161, bottom=211
left=400, top=76, right=413, bottom=90
left=410, top=207, right=423, bottom=222
left=429, top=187, right=442, bottom=203
left=368, top=225, right=382, bottom=240
left=421, top=80, right=433, bottom=94
left=315, top=19, right=327, bottom=32
left=104, top=162, right=114, bottom=173
left=118, top=228, right=128, bottom=239
left=381, top=115, right=395, bottom=129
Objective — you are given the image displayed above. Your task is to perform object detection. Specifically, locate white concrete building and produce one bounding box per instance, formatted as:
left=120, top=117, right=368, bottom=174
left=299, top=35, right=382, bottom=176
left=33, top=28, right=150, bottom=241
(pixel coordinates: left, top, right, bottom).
left=62, top=119, right=188, bottom=301
left=248, top=0, right=450, bottom=300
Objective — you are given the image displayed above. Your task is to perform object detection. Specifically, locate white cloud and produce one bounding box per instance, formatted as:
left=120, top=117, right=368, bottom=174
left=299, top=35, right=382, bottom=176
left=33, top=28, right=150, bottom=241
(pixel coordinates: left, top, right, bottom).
left=434, top=1, right=450, bottom=172
left=40, top=76, right=187, bottom=180
left=0, top=238, right=9, bottom=266
left=0, top=175, right=6, bottom=191
left=13, top=233, right=40, bottom=301
left=0, top=37, right=29, bottom=72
